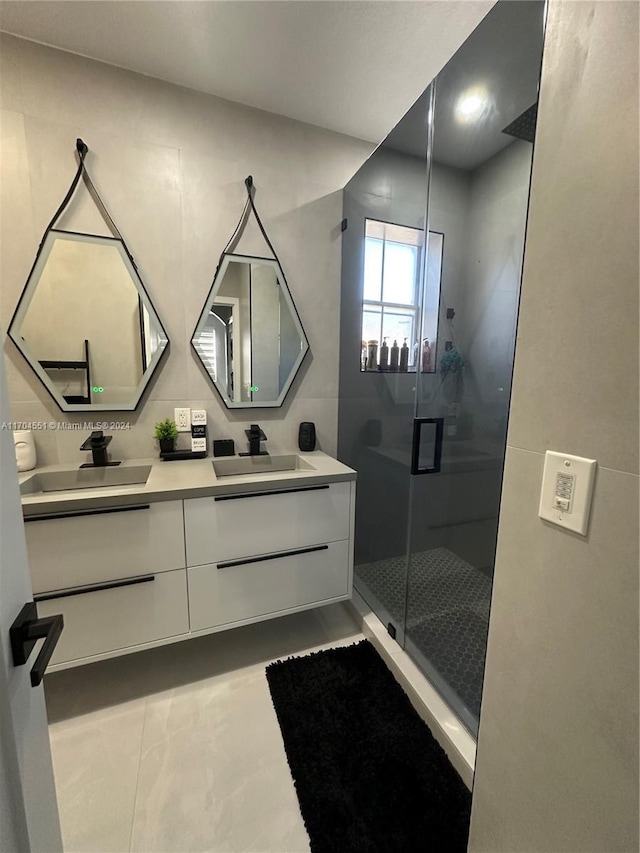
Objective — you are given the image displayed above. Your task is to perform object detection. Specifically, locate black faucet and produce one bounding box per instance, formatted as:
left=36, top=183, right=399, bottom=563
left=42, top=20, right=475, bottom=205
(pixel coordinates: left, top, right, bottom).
left=79, top=431, right=120, bottom=468
left=239, top=424, right=268, bottom=457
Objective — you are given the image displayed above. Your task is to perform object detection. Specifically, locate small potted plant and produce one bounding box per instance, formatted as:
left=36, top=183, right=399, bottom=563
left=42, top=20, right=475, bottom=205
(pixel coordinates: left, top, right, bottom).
left=154, top=418, right=178, bottom=454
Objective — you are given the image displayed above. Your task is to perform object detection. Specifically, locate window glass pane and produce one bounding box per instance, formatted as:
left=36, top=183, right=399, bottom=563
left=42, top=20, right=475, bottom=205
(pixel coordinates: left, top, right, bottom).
left=382, top=242, right=417, bottom=305
left=423, top=231, right=444, bottom=356
left=362, top=308, right=382, bottom=347
left=363, top=237, right=383, bottom=302
left=382, top=309, right=415, bottom=362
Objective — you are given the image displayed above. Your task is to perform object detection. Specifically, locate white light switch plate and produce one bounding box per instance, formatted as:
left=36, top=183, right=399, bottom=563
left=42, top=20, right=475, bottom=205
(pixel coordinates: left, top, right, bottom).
left=538, top=451, right=597, bottom=536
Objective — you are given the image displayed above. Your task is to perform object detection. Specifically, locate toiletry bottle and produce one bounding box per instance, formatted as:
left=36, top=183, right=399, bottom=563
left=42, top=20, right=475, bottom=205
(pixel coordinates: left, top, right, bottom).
left=421, top=339, right=432, bottom=373
left=367, top=340, right=378, bottom=371
left=379, top=337, right=389, bottom=371
left=361, top=340, right=368, bottom=371
left=399, top=338, right=409, bottom=372
left=390, top=340, right=399, bottom=371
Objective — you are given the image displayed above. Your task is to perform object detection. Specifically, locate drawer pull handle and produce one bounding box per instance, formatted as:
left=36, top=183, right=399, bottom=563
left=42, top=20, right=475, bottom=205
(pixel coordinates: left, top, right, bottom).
left=34, top=574, right=155, bottom=602
left=24, top=504, right=151, bottom=523
left=214, top=485, right=330, bottom=502
left=217, top=545, right=329, bottom=570
left=10, top=601, right=64, bottom=687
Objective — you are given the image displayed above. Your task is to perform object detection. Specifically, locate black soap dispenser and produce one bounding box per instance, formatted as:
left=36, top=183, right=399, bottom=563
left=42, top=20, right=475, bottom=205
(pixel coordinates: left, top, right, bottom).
left=298, top=422, right=316, bottom=452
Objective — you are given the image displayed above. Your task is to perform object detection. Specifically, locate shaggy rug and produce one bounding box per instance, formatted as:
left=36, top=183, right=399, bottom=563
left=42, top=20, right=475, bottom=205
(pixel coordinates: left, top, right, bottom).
left=266, top=640, right=472, bottom=853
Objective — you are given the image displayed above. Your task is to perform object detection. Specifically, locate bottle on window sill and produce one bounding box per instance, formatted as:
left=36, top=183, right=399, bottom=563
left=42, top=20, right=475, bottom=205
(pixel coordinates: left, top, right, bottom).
left=421, top=338, right=432, bottom=373
left=379, top=337, right=389, bottom=371
left=367, top=340, right=379, bottom=371
left=390, top=340, right=399, bottom=372
left=399, top=338, right=409, bottom=372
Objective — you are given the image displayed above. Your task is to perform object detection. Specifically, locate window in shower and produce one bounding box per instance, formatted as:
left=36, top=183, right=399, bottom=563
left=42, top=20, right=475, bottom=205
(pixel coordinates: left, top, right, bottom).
left=361, top=219, right=443, bottom=372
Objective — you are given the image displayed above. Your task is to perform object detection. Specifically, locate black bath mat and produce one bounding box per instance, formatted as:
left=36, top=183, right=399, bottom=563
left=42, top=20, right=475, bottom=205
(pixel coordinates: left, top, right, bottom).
left=266, top=640, right=471, bottom=853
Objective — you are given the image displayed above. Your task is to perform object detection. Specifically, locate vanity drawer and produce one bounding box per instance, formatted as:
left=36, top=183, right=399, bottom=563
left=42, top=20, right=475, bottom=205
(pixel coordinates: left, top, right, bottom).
left=188, top=539, right=351, bottom=631
left=25, top=500, right=186, bottom=594
left=184, top=482, right=351, bottom=567
left=36, top=568, right=189, bottom=667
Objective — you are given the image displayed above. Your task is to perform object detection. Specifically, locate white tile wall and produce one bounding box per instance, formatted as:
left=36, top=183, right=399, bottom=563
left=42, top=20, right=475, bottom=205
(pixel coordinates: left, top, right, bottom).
left=0, top=34, right=374, bottom=462
left=469, top=2, right=639, bottom=850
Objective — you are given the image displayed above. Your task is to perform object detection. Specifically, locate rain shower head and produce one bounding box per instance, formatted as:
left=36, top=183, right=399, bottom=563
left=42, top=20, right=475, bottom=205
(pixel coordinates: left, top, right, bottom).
left=502, top=103, right=538, bottom=143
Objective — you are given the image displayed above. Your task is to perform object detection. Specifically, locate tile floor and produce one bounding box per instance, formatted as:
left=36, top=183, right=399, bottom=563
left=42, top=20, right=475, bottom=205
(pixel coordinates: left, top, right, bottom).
left=44, top=604, right=363, bottom=853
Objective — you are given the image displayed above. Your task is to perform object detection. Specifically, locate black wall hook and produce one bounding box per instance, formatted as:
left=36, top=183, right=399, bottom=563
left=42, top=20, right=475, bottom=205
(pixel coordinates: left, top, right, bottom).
left=244, top=175, right=254, bottom=192
left=76, top=138, right=89, bottom=158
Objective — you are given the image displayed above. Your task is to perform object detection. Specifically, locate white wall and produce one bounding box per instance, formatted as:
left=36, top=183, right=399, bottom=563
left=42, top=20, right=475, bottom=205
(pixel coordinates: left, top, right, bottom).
left=469, top=2, right=639, bottom=850
left=0, top=33, right=373, bottom=461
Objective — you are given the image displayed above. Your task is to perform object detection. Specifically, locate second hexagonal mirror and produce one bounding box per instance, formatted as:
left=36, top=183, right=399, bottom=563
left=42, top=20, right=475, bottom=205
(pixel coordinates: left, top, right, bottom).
left=192, top=253, right=309, bottom=408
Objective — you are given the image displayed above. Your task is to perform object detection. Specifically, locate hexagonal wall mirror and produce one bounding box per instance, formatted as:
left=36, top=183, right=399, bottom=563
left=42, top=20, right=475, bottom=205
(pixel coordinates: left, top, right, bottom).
left=9, top=230, right=169, bottom=411
left=7, top=140, right=169, bottom=412
left=192, top=253, right=309, bottom=408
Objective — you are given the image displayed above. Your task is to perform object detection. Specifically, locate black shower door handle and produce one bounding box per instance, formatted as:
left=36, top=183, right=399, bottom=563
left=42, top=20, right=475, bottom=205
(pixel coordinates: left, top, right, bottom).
left=411, top=417, right=444, bottom=475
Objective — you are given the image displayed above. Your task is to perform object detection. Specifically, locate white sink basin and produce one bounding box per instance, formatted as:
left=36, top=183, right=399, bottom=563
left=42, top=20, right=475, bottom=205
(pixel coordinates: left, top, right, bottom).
left=212, top=454, right=315, bottom=478
left=20, top=465, right=152, bottom=495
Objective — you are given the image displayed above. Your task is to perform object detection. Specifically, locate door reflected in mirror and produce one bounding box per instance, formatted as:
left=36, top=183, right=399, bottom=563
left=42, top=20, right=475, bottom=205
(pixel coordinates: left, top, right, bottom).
left=192, top=254, right=309, bottom=408
left=8, top=229, right=169, bottom=411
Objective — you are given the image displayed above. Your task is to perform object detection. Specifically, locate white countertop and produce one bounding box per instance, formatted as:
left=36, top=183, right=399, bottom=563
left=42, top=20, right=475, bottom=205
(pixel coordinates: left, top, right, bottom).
left=20, top=451, right=356, bottom=516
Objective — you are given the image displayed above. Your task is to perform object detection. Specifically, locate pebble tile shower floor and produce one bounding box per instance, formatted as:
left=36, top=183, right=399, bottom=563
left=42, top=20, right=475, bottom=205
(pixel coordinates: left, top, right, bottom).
left=356, top=547, right=492, bottom=723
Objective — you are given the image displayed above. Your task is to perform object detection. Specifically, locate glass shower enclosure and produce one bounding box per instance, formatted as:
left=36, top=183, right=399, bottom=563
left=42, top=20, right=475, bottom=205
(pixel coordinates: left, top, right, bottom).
left=338, top=0, right=546, bottom=735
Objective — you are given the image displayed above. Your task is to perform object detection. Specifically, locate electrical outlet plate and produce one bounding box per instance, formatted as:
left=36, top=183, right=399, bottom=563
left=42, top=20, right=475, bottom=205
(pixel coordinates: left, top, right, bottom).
left=174, top=408, right=191, bottom=432
left=538, top=451, right=597, bottom=536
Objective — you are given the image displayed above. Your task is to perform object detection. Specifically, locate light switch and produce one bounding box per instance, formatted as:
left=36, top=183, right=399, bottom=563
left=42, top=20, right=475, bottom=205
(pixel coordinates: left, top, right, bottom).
left=554, top=496, right=570, bottom=511
left=539, top=451, right=597, bottom=536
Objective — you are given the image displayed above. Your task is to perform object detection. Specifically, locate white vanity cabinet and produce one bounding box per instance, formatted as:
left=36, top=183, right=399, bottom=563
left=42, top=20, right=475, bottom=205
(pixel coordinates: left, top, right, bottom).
left=25, top=500, right=186, bottom=593
left=24, top=500, right=189, bottom=668
left=36, top=570, right=189, bottom=666
left=21, top=464, right=355, bottom=672
left=184, top=482, right=351, bottom=566
left=184, top=482, right=353, bottom=632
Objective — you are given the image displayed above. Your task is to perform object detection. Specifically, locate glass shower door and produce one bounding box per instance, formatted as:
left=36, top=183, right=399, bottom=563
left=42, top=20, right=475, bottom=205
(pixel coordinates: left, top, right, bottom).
left=338, top=0, right=547, bottom=739
left=338, top=86, right=435, bottom=645
left=403, top=0, right=546, bottom=734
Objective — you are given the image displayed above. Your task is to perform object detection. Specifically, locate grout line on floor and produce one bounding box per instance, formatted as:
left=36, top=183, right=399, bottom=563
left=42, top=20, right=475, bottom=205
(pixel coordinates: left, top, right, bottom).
left=127, top=696, right=148, bottom=853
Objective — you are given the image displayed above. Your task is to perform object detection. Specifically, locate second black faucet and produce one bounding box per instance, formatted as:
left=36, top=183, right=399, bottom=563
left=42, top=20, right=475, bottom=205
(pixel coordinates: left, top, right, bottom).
left=239, top=424, right=268, bottom=457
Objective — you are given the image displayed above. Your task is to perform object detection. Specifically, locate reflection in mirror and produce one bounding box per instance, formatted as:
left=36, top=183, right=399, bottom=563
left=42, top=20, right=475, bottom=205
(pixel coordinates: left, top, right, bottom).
left=192, top=254, right=309, bottom=408
left=9, top=229, right=169, bottom=411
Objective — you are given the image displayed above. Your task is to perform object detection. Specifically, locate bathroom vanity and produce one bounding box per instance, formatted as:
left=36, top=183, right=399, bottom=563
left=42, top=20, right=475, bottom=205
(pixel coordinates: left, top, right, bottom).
left=20, top=452, right=355, bottom=671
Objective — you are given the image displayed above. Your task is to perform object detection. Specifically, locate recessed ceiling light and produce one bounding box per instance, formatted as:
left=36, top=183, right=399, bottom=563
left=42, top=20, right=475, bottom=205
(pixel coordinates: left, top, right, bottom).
left=455, top=88, right=489, bottom=124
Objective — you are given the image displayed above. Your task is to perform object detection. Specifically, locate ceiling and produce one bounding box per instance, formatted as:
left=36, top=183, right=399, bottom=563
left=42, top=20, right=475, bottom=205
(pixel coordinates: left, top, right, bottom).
left=383, top=0, right=545, bottom=170
left=0, top=0, right=494, bottom=144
